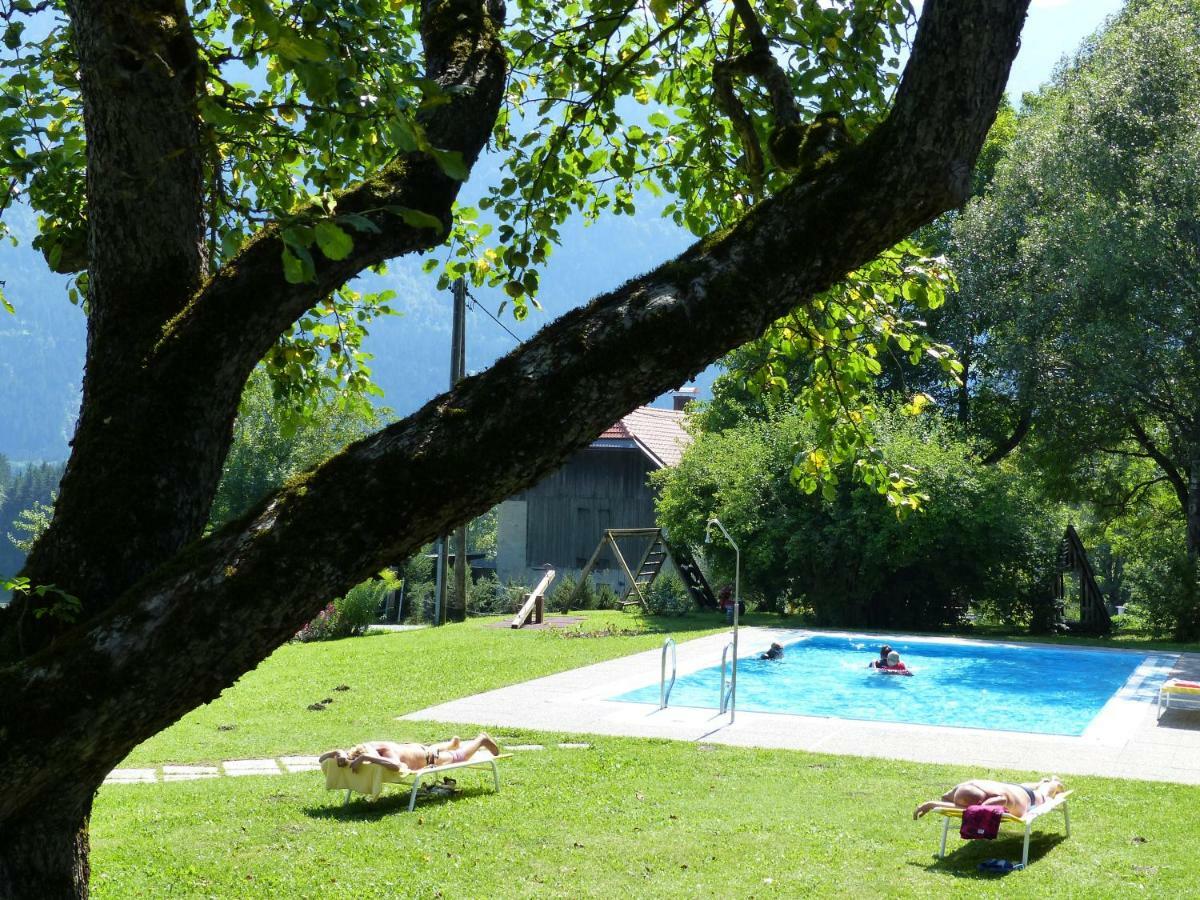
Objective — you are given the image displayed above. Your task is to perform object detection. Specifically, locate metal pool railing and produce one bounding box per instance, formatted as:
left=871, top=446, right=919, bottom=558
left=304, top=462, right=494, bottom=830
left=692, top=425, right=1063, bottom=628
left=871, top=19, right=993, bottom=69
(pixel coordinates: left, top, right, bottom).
left=719, top=640, right=735, bottom=715
left=660, top=637, right=677, bottom=709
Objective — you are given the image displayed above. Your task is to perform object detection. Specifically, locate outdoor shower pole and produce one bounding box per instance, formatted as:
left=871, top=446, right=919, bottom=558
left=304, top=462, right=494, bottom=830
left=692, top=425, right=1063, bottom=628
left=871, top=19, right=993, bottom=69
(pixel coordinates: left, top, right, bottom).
left=706, top=517, right=740, bottom=724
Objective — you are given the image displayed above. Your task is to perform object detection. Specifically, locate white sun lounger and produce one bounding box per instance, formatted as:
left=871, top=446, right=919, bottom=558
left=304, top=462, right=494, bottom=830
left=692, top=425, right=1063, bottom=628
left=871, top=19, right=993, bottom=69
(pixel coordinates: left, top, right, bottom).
left=932, top=791, right=1073, bottom=868
left=1158, top=679, right=1200, bottom=718
left=321, top=752, right=511, bottom=812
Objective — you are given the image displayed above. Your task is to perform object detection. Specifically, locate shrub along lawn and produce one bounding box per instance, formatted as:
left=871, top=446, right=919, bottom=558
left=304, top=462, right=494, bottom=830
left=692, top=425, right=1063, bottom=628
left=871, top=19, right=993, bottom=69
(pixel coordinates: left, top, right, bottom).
left=96, top=613, right=1199, bottom=897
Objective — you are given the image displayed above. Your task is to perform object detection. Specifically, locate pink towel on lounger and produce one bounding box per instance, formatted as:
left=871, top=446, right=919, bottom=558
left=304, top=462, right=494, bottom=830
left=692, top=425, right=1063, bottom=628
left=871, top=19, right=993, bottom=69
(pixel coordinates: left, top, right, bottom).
left=960, top=804, right=1004, bottom=840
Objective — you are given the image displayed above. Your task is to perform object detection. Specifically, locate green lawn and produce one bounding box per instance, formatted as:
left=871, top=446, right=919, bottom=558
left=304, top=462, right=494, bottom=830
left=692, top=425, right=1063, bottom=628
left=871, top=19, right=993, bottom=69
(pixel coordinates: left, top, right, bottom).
left=94, top=613, right=1199, bottom=897
left=121, top=611, right=733, bottom=766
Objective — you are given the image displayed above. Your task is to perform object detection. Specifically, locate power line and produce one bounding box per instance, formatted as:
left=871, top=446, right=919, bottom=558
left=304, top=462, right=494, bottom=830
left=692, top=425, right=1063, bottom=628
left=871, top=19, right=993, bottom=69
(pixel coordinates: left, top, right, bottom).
left=465, top=289, right=522, bottom=344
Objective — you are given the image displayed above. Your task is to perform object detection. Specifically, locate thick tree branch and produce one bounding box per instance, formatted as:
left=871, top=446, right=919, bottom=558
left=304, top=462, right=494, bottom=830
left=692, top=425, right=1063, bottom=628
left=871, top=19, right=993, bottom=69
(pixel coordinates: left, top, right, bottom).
left=68, top=0, right=206, bottom=361
left=980, top=405, right=1032, bottom=465
left=160, top=0, right=508, bottom=382
left=1128, top=416, right=1189, bottom=513
left=13, top=0, right=507, bottom=639
left=711, top=0, right=800, bottom=192
left=0, top=0, right=1029, bottom=818
left=730, top=0, right=799, bottom=128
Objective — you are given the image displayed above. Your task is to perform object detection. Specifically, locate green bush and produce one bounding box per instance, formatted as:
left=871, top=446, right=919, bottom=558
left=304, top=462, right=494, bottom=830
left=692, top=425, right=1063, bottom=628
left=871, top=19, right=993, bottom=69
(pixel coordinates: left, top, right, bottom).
left=336, top=575, right=390, bottom=635
left=656, top=402, right=1064, bottom=631
left=296, top=570, right=396, bottom=641
left=1105, top=506, right=1200, bottom=641
left=595, top=582, right=618, bottom=610
left=644, top=571, right=693, bottom=616
left=546, top=574, right=577, bottom=613
left=467, top=574, right=514, bottom=617
left=1122, top=549, right=1200, bottom=641
left=394, top=547, right=435, bottom=623
left=573, top=574, right=601, bottom=610
left=504, top=579, right=533, bottom=612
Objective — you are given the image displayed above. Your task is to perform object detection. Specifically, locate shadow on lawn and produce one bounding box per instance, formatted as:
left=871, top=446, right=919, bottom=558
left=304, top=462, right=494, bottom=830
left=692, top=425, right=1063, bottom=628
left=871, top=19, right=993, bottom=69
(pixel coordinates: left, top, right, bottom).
left=303, top=787, right=492, bottom=821
left=911, top=833, right=1068, bottom=879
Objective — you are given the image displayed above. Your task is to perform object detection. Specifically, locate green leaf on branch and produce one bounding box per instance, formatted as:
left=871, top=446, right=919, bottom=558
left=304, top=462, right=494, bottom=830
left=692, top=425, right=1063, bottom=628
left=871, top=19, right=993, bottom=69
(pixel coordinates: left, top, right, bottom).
left=314, top=221, right=353, bottom=261
left=281, top=246, right=313, bottom=283
left=386, top=206, right=444, bottom=231
left=431, top=148, right=469, bottom=181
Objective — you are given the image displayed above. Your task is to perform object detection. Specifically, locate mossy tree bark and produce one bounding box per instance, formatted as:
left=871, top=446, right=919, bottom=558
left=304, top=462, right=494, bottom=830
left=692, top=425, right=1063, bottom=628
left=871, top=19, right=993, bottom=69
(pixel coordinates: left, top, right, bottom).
left=0, top=0, right=1029, bottom=894
left=0, top=800, right=91, bottom=899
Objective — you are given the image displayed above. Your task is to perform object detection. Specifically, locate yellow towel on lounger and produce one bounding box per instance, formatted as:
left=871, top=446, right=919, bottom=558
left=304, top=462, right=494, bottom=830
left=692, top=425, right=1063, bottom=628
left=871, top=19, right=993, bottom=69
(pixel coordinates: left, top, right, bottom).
left=321, top=757, right=414, bottom=799
left=1162, top=678, right=1200, bottom=695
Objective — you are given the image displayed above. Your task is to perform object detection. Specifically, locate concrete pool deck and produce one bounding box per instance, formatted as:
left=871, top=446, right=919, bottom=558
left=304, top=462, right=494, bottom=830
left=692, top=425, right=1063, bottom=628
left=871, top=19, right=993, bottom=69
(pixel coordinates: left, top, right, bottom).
left=402, top=627, right=1200, bottom=784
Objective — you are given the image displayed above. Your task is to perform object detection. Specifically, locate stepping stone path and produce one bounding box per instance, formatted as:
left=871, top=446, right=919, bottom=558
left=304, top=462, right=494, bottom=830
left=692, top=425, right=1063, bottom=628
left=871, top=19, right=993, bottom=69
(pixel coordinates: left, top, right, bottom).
left=102, top=743, right=591, bottom=785
left=162, top=765, right=219, bottom=782
left=224, top=758, right=283, bottom=777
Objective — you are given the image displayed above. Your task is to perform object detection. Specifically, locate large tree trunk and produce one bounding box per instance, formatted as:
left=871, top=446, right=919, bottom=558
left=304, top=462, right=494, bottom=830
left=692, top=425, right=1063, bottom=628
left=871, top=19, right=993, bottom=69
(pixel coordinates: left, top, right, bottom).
left=0, top=799, right=91, bottom=899
left=0, top=1, right=1030, bottom=895
left=1178, top=454, right=1200, bottom=642
left=7, top=0, right=507, bottom=659
left=1188, top=454, right=1200, bottom=558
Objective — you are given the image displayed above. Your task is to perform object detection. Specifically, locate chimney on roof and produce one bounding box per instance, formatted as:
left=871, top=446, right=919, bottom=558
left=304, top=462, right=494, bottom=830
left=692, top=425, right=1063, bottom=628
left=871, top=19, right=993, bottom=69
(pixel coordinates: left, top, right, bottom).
left=671, top=387, right=699, bottom=411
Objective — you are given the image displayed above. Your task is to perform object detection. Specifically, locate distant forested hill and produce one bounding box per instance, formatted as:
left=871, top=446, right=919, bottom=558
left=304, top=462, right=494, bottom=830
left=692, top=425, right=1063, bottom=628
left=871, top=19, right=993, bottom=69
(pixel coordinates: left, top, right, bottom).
left=0, top=210, right=84, bottom=461
left=0, top=190, right=705, bottom=462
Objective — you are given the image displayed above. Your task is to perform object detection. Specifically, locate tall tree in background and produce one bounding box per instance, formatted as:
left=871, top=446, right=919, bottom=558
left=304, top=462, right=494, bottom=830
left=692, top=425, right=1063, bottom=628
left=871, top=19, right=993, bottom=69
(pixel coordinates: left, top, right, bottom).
left=0, top=0, right=1027, bottom=893
left=208, top=371, right=384, bottom=528
left=0, top=458, right=66, bottom=592
left=949, top=0, right=1200, bottom=610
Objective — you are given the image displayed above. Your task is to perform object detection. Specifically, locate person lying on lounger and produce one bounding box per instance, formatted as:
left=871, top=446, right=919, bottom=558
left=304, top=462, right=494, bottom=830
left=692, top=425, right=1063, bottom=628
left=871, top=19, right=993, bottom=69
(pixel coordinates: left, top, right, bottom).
left=912, top=776, right=1065, bottom=819
left=320, top=733, right=501, bottom=773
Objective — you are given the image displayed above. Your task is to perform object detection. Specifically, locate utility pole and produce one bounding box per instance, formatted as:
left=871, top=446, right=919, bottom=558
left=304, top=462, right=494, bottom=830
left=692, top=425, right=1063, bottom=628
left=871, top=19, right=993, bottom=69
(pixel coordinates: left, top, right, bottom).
left=436, top=278, right=470, bottom=624
left=451, top=278, right=469, bottom=622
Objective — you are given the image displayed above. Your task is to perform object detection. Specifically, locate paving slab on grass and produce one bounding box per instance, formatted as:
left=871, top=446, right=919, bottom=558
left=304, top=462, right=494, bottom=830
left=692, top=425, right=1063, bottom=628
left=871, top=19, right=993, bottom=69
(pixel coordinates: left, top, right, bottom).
left=280, top=755, right=321, bottom=772
left=223, top=759, right=282, bottom=776
left=162, top=765, right=219, bottom=782
left=104, top=769, right=157, bottom=785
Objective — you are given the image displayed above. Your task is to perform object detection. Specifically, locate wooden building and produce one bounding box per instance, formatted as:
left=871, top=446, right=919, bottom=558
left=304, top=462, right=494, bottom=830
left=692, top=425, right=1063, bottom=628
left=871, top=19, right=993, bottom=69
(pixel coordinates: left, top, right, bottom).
left=495, top=393, right=694, bottom=590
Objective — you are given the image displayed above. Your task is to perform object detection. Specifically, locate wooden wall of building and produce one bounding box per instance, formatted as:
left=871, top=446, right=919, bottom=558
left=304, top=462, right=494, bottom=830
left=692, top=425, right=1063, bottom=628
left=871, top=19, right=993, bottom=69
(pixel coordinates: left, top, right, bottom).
left=518, top=446, right=657, bottom=570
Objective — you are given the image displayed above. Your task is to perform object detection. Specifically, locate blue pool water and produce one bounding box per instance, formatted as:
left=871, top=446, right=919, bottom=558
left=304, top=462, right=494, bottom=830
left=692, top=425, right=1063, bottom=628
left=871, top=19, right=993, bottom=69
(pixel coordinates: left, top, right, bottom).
left=614, top=633, right=1160, bottom=735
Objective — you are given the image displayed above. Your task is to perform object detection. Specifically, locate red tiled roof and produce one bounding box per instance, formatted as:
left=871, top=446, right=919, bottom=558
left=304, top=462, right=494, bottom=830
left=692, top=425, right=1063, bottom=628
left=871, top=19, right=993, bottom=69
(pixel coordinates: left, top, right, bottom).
left=598, top=420, right=631, bottom=440
left=594, top=406, right=690, bottom=468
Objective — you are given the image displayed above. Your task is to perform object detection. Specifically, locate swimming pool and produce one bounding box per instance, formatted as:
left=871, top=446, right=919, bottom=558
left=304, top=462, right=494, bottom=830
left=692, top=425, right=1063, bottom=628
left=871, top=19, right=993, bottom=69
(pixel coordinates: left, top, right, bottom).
left=612, top=632, right=1171, bottom=736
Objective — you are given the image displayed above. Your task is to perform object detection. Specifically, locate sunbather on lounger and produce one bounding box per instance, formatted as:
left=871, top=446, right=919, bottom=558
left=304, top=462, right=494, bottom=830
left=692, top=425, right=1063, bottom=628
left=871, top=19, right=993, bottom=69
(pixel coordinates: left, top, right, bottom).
left=913, top=776, right=1065, bottom=819
left=320, top=732, right=501, bottom=773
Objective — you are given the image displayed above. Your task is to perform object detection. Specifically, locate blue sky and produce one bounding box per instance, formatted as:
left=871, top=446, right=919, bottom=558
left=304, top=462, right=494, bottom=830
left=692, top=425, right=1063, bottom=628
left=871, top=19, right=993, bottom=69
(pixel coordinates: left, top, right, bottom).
left=1006, top=0, right=1125, bottom=98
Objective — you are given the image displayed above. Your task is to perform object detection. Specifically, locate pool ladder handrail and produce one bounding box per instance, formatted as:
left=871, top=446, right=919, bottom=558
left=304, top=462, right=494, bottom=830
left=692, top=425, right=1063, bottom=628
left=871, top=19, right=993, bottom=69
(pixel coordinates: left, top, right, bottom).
left=719, top=640, right=734, bottom=714
left=660, top=637, right=677, bottom=709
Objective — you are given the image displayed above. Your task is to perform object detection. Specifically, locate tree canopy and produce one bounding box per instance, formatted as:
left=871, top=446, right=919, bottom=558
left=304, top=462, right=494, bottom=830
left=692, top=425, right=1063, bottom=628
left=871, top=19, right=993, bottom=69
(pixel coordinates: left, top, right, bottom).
left=0, top=0, right=1028, bottom=893
left=947, top=0, right=1200, bottom=612
left=657, top=399, right=1061, bottom=629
